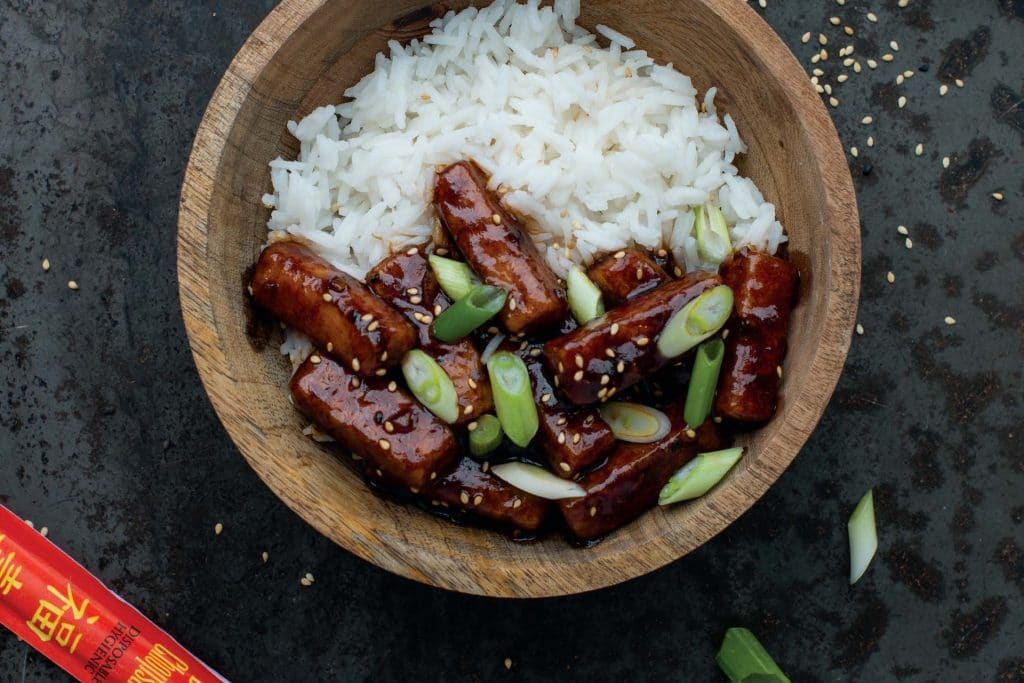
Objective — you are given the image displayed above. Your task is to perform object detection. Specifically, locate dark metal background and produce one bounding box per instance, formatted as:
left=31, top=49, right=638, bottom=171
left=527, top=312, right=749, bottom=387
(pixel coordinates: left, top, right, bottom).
left=1, top=1, right=1021, bottom=680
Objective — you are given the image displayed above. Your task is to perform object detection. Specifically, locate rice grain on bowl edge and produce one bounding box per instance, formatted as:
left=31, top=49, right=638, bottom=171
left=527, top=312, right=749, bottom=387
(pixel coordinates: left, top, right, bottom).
left=263, top=0, right=786, bottom=359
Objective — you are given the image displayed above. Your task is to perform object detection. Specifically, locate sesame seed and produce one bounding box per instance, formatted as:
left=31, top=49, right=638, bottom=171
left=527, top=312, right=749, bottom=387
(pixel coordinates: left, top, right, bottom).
left=890, top=40, right=900, bottom=51
left=776, top=365, right=783, bottom=379
left=685, top=429, right=697, bottom=439
left=460, top=491, right=470, bottom=504
left=467, top=421, right=479, bottom=432
left=722, top=328, right=730, bottom=339
left=67, top=280, right=79, bottom=290
left=575, top=354, right=584, bottom=368
left=942, top=156, right=950, bottom=168
left=491, top=213, right=502, bottom=225
left=897, top=0, right=908, bottom=7
left=813, top=68, right=824, bottom=77
left=758, top=0, right=766, bottom=7
left=572, top=433, right=581, bottom=445
left=825, top=84, right=833, bottom=95
left=430, top=472, right=437, bottom=480
left=434, top=304, right=442, bottom=316
left=40, top=526, right=48, bottom=537
left=590, top=506, right=597, bottom=517
left=944, top=316, right=956, bottom=325
left=41, top=258, right=50, bottom=271
left=855, top=323, right=865, bottom=335
left=512, top=499, right=522, bottom=509
left=573, top=370, right=584, bottom=381
left=380, top=351, right=388, bottom=362
left=867, top=11, right=878, bottom=22
left=820, top=48, right=829, bottom=60
left=388, top=381, right=397, bottom=392
left=867, top=59, right=878, bottom=69
left=844, top=25, right=854, bottom=35
left=886, top=271, right=896, bottom=284
left=384, top=421, right=395, bottom=433
left=903, top=70, right=915, bottom=79
left=898, top=96, right=907, bottom=108
left=636, top=337, right=650, bottom=347
left=882, top=53, right=894, bottom=62
left=214, top=522, right=223, bottom=535
left=599, top=374, right=610, bottom=385
left=559, top=462, right=571, bottom=473
left=473, top=494, right=483, bottom=506
left=558, top=431, right=566, bottom=444
left=409, top=295, right=422, bottom=305
left=616, top=360, right=625, bottom=373
left=815, top=84, right=825, bottom=94
left=322, top=292, right=333, bottom=302
left=819, top=33, right=828, bottom=46
left=867, top=136, right=875, bottom=147
left=379, top=439, right=391, bottom=451
left=407, top=247, right=419, bottom=256
left=508, top=299, right=516, bottom=311
left=351, top=358, right=361, bottom=372
left=367, top=320, right=380, bottom=332
left=597, top=387, right=608, bottom=399
left=850, top=147, right=859, bottom=157
left=614, top=250, right=626, bottom=259
left=713, top=416, right=723, bottom=424
left=853, top=61, right=862, bottom=73
left=300, top=577, right=312, bottom=587
left=829, top=96, right=839, bottom=107
left=837, top=74, right=849, bottom=83
left=829, top=17, right=840, bottom=25
left=482, top=462, right=490, bottom=472
left=992, top=192, right=1004, bottom=201
left=897, top=225, right=909, bottom=235
left=635, top=266, right=644, bottom=280
left=673, top=266, right=683, bottom=277
left=915, top=143, right=924, bottom=156
left=905, top=238, right=913, bottom=249
left=468, top=377, right=478, bottom=389
left=464, top=403, right=474, bottom=415
left=842, top=56, right=853, bottom=66
left=896, top=74, right=905, bottom=85
left=350, top=378, right=361, bottom=389
left=262, top=551, right=269, bottom=563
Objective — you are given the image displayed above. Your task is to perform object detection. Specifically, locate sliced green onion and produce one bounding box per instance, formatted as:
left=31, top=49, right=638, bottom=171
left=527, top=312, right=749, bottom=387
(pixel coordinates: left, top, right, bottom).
left=848, top=489, right=877, bottom=585
left=469, top=414, right=503, bottom=457
left=683, top=338, right=726, bottom=428
left=656, top=284, right=734, bottom=359
left=597, top=402, right=671, bottom=444
left=659, top=447, right=744, bottom=505
left=567, top=265, right=605, bottom=325
left=491, top=462, right=586, bottom=499
left=716, top=628, right=790, bottom=683
left=401, top=349, right=459, bottom=424
left=432, top=284, right=507, bottom=342
left=486, top=351, right=538, bottom=447
left=428, top=254, right=480, bottom=301
left=694, top=203, right=733, bottom=266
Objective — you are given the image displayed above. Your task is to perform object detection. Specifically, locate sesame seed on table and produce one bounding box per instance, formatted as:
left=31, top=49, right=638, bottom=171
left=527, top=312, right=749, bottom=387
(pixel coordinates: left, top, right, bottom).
left=0, top=0, right=1020, bottom=681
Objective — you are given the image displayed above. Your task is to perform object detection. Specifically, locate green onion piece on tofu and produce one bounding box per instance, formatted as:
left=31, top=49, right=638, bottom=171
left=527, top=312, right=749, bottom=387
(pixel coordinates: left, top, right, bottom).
left=486, top=351, right=538, bottom=447
left=848, top=489, right=877, bottom=584
left=567, top=265, right=605, bottom=325
left=658, top=447, right=744, bottom=505
left=428, top=255, right=479, bottom=301
left=432, top=284, right=507, bottom=342
left=469, top=414, right=503, bottom=457
left=491, top=462, right=586, bottom=500
left=694, top=203, right=733, bottom=266
left=597, top=402, right=671, bottom=444
left=401, top=350, right=459, bottom=424
left=683, top=338, right=726, bottom=428
left=716, top=628, right=791, bottom=683
left=656, top=285, right=734, bottom=359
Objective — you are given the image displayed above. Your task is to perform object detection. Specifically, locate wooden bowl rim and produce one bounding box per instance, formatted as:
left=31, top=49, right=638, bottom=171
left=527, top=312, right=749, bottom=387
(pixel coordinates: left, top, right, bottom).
left=177, top=0, right=860, bottom=597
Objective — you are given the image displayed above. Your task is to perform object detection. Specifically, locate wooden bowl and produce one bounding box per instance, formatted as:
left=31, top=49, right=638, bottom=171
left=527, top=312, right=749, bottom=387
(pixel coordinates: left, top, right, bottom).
left=178, top=0, right=860, bottom=597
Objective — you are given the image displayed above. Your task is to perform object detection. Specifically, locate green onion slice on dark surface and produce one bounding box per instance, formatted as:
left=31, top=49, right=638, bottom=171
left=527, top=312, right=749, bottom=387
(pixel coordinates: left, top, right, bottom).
left=716, top=627, right=790, bottom=683
left=486, top=351, right=538, bottom=447
left=848, top=489, right=877, bottom=585
left=491, top=462, right=585, bottom=500
left=428, top=254, right=480, bottom=301
left=432, top=284, right=507, bottom=342
left=401, top=349, right=459, bottom=424
left=694, top=203, right=733, bottom=266
left=656, top=284, right=733, bottom=359
left=658, top=447, right=743, bottom=505
left=597, top=402, right=671, bottom=444
left=468, top=414, right=503, bottom=457
left=683, top=338, right=726, bottom=428
left=567, top=265, right=605, bottom=324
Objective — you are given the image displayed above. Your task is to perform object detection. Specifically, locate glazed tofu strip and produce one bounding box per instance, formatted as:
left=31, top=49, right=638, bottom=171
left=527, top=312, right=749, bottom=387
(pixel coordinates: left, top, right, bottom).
left=425, top=457, right=550, bottom=531
left=290, top=355, right=458, bottom=490
left=366, top=249, right=493, bottom=423
left=715, top=250, right=799, bottom=423
left=559, top=406, right=724, bottom=540
left=250, top=241, right=416, bottom=377
left=544, top=272, right=723, bottom=406
left=587, top=247, right=671, bottom=306
left=518, top=343, right=617, bottom=479
left=433, top=161, right=568, bottom=334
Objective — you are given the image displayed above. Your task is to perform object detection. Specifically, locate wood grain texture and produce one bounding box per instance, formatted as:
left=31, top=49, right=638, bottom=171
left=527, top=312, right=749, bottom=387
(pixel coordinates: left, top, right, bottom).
left=177, top=0, right=860, bottom=597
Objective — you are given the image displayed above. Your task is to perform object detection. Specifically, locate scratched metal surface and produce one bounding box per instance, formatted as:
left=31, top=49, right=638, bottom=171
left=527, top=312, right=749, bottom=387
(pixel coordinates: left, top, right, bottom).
left=0, top=1, right=1021, bottom=681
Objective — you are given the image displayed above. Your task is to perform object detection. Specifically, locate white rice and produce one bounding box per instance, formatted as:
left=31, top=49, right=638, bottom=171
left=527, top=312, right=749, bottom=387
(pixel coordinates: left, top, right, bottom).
left=264, top=0, right=785, bottom=300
